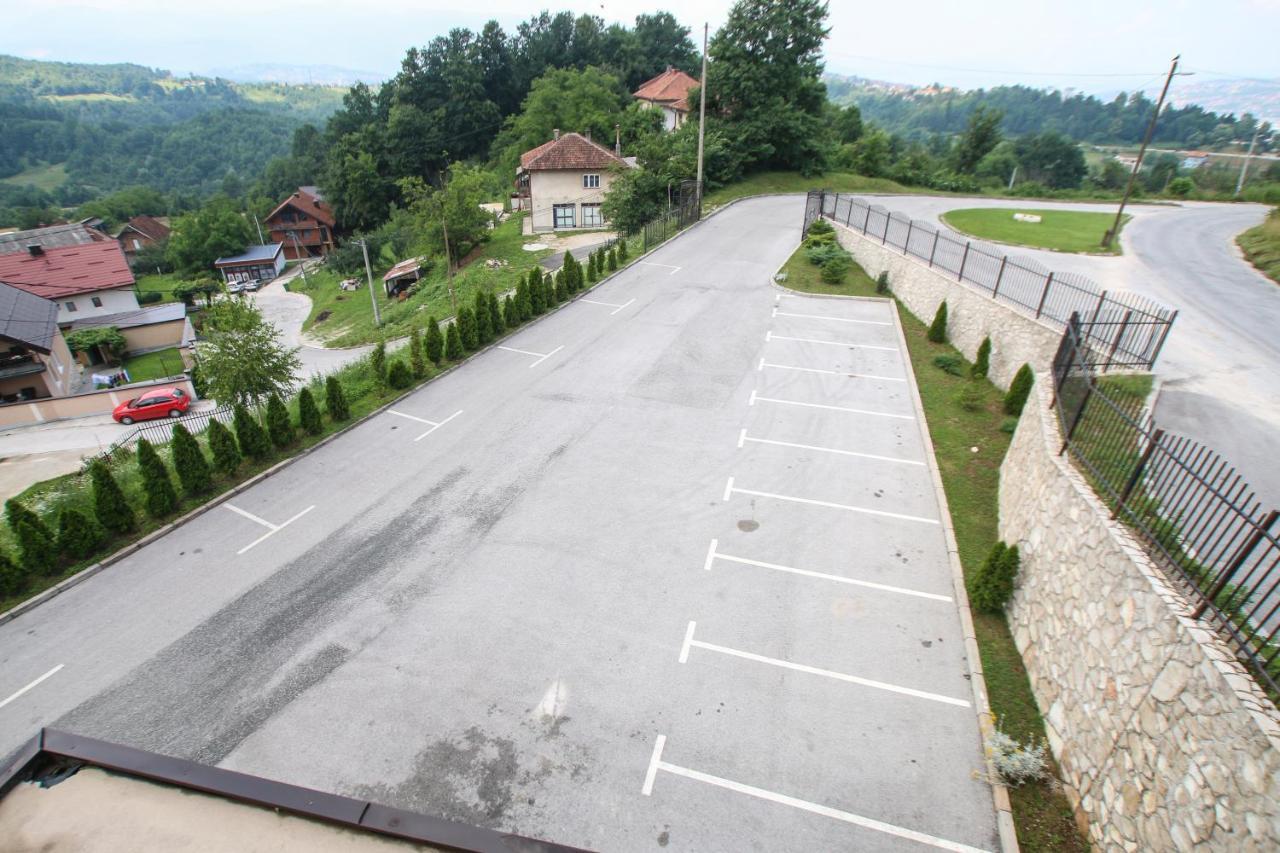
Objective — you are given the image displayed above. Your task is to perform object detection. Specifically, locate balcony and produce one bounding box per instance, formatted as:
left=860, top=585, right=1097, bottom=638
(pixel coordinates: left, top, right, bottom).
left=0, top=352, right=46, bottom=381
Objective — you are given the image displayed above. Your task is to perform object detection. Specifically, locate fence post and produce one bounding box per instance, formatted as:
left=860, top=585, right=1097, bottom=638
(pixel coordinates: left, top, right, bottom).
left=904, top=220, right=914, bottom=256
left=845, top=198, right=853, bottom=226
left=1103, top=309, right=1133, bottom=371
left=862, top=204, right=872, bottom=234
left=992, top=256, right=1007, bottom=299
left=1059, top=380, right=1093, bottom=455
left=1035, top=272, right=1054, bottom=319
left=1086, top=290, right=1108, bottom=342
left=958, top=242, right=971, bottom=282
left=881, top=214, right=891, bottom=245
left=1194, top=510, right=1279, bottom=619
left=1113, top=428, right=1164, bottom=518
left=1147, top=309, right=1178, bottom=369
left=928, top=231, right=939, bottom=267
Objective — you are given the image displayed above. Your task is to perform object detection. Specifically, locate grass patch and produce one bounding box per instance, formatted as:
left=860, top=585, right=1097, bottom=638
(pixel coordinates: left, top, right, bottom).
left=121, top=348, right=186, bottom=382
left=1238, top=207, right=1280, bottom=284
left=776, top=248, right=1087, bottom=851
left=0, top=161, right=68, bottom=192
left=704, top=171, right=921, bottom=207
left=133, top=273, right=190, bottom=305
left=940, top=208, right=1127, bottom=255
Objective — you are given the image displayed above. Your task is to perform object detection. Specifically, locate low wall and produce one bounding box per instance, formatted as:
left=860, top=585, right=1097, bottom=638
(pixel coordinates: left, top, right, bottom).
left=0, top=378, right=198, bottom=429
left=830, top=220, right=1061, bottom=390
left=999, top=376, right=1280, bottom=850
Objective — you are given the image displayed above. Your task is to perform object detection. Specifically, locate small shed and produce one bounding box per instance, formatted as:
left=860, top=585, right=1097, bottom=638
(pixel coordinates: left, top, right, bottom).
left=213, top=244, right=285, bottom=285
left=382, top=257, right=425, bottom=298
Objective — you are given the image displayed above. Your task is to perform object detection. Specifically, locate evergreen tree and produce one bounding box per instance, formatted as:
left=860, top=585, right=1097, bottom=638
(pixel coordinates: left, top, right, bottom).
left=266, top=394, right=295, bottom=449
left=89, top=459, right=134, bottom=534
left=608, top=248, right=618, bottom=271
left=504, top=295, right=519, bottom=329
left=0, top=550, right=27, bottom=597
left=587, top=252, right=599, bottom=283
left=1004, top=364, right=1035, bottom=416
left=875, top=270, right=890, bottom=294
left=517, top=279, right=532, bottom=320
left=972, top=337, right=992, bottom=379
left=325, top=376, right=351, bottom=421
left=458, top=307, right=478, bottom=350
left=409, top=327, right=427, bottom=378
left=6, top=499, right=51, bottom=541
left=486, top=291, right=503, bottom=338
left=554, top=277, right=566, bottom=304
left=57, top=507, right=102, bottom=561
left=425, top=316, right=444, bottom=365
left=170, top=423, right=212, bottom=496
left=370, top=340, right=388, bottom=386
left=927, top=301, right=948, bottom=343
left=445, top=322, right=464, bottom=360
left=15, top=518, right=56, bottom=576
left=387, top=360, right=413, bottom=389
left=136, top=439, right=178, bottom=518
left=971, top=542, right=1021, bottom=613
left=233, top=404, right=271, bottom=460
left=207, top=417, right=242, bottom=475
left=618, top=238, right=629, bottom=262
left=531, top=273, right=546, bottom=314
left=298, top=387, right=323, bottom=435
left=473, top=291, right=493, bottom=344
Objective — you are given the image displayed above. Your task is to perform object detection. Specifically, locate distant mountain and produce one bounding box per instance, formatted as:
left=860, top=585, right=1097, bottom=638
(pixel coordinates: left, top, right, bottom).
left=1166, top=78, right=1279, bottom=127
left=206, top=63, right=385, bottom=87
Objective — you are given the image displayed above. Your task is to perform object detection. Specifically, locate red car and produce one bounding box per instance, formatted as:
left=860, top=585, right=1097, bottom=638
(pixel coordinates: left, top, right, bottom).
left=112, top=387, right=191, bottom=425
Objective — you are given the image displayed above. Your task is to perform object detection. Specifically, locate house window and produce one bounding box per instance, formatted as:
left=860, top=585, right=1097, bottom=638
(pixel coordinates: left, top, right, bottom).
left=581, top=204, right=603, bottom=228
left=553, top=204, right=576, bottom=229
left=91, top=296, right=103, bottom=308
left=583, top=174, right=601, bottom=189
left=132, top=239, right=142, bottom=250
left=64, top=301, right=77, bottom=312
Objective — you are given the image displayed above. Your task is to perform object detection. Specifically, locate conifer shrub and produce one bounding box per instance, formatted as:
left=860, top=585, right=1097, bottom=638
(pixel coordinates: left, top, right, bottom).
left=15, top=518, right=56, bottom=576
left=875, top=271, right=890, bottom=294
left=607, top=248, right=618, bottom=271
left=387, top=360, right=412, bottom=389
left=504, top=295, right=519, bottom=329
left=530, top=274, right=546, bottom=315
left=170, top=423, right=212, bottom=496
left=956, top=380, right=986, bottom=412
left=369, top=340, right=388, bottom=385
left=0, top=550, right=27, bottom=596
left=325, top=376, right=350, bottom=421
left=486, top=292, right=503, bottom=336
left=57, top=507, right=102, bottom=561
left=970, top=542, right=1021, bottom=613
left=972, top=337, right=992, bottom=379
left=1004, top=364, right=1035, bottom=416
left=927, top=301, right=949, bottom=343
left=409, top=327, right=426, bottom=378
left=473, top=291, right=493, bottom=343
left=6, top=499, right=50, bottom=541
left=88, top=459, right=134, bottom=534
left=266, top=394, right=295, bottom=449
left=445, top=323, right=464, bottom=360
left=298, top=387, right=322, bottom=436
left=136, top=438, right=178, bottom=518
left=459, top=307, right=478, bottom=350
left=618, top=238, right=629, bottom=262
left=233, top=405, right=271, bottom=460
left=425, top=316, right=444, bottom=365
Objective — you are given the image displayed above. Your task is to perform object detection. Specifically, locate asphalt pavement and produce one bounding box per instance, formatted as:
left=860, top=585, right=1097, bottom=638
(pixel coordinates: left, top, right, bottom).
left=0, top=195, right=999, bottom=852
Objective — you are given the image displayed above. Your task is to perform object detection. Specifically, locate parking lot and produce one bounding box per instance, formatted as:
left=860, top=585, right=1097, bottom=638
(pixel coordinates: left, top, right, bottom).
left=0, top=195, right=998, bottom=851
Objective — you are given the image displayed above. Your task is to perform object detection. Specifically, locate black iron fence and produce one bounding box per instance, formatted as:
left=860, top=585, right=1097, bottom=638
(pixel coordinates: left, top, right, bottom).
left=94, top=405, right=234, bottom=465
left=814, top=190, right=1178, bottom=371
left=1052, top=315, right=1280, bottom=698
left=641, top=180, right=703, bottom=253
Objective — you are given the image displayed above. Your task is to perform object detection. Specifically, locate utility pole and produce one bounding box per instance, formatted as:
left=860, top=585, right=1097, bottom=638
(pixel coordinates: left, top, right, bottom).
left=287, top=231, right=308, bottom=288
left=1235, top=126, right=1261, bottom=197
left=695, top=22, right=709, bottom=201
left=1102, top=55, right=1182, bottom=250
left=1007, top=165, right=1018, bottom=192
left=253, top=214, right=265, bottom=244
left=441, top=219, right=458, bottom=313
left=359, top=238, right=381, bottom=327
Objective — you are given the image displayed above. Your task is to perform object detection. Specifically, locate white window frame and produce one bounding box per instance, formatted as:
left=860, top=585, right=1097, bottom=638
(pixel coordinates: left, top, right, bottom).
left=583, top=174, right=601, bottom=189
left=581, top=203, right=604, bottom=228
left=553, top=204, right=576, bottom=229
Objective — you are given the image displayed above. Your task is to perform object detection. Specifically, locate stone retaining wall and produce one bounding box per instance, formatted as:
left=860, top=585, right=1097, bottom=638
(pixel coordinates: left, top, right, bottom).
left=999, top=375, right=1280, bottom=850
left=829, top=220, right=1061, bottom=390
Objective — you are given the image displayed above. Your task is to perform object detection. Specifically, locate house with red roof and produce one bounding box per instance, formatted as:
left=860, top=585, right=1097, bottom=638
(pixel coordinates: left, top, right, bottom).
left=114, top=215, right=171, bottom=267
left=0, top=240, right=139, bottom=326
left=633, top=66, right=699, bottom=131
left=515, top=131, right=633, bottom=234
left=264, top=186, right=338, bottom=259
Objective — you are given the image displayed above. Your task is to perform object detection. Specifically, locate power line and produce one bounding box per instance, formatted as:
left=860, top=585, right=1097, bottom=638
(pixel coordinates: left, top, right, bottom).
left=823, top=51, right=1161, bottom=79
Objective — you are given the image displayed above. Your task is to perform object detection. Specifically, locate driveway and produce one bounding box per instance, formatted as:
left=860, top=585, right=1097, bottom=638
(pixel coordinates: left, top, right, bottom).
left=0, top=196, right=999, bottom=851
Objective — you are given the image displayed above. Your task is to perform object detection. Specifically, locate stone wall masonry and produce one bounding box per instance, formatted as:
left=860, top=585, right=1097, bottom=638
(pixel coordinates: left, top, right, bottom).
left=829, top=220, right=1061, bottom=391
left=999, top=375, right=1280, bottom=850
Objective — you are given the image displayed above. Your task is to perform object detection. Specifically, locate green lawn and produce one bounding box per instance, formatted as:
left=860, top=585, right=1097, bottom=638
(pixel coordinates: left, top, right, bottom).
left=1238, top=207, right=1280, bottom=284
left=778, top=248, right=1086, bottom=851
left=0, top=161, right=68, bottom=191
left=704, top=170, right=919, bottom=208
left=121, top=347, right=186, bottom=382
left=941, top=207, right=1127, bottom=255
left=133, top=273, right=188, bottom=304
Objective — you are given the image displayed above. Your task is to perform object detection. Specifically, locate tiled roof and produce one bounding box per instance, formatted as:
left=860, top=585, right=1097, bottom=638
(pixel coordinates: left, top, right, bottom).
left=0, top=222, right=110, bottom=256
left=266, top=187, right=336, bottom=228
left=520, top=132, right=628, bottom=171
left=0, top=241, right=135, bottom=300
left=68, top=302, right=187, bottom=331
left=0, top=281, right=59, bottom=353
left=383, top=257, right=423, bottom=281
left=214, top=244, right=283, bottom=266
left=633, top=67, right=698, bottom=112
left=115, top=215, right=171, bottom=243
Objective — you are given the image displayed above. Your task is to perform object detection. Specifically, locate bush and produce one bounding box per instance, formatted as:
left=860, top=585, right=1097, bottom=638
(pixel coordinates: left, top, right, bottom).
left=298, top=387, right=322, bottom=435
left=325, top=375, right=350, bottom=421
left=89, top=459, right=135, bottom=533
left=987, top=728, right=1048, bottom=786
left=137, top=291, right=163, bottom=305
left=607, top=248, right=618, bottom=272
left=445, top=322, right=464, bottom=360
left=387, top=360, right=412, bottom=389
left=804, top=242, right=846, bottom=267
left=473, top=291, right=493, bottom=343
left=265, top=394, right=295, bottom=449
left=972, top=337, right=992, bottom=379
left=486, top=291, right=503, bottom=335
left=819, top=254, right=850, bottom=284
left=0, top=550, right=27, bottom=596
left=515, top=280, right=531, bottom=321
left=14, top=518, right=56, bottom=576
left=1003, top=364, right=1035, bottom=416
left=618, top=238, right=629, bottom=262
left=369, top=340, right=388, bottom=385
left=170, top=423, right=212, bottom=496
left=971, top=542, right=1020, bottom=613
left=425, top=317, right=444, bottom=365
left=587, top=253, right=599, bottom=283
left=932, top=354, right=964, bottom=376
left=503, top=295, right=518, bottom=329
left=408, top=328, right=426, bottom=378
left=6, top=498, right=51, bottom=541
left=554, top=278, right=565, bottom=303
left=999, top=416, right=1019, bottom=434
left=927, top=301, right=948, bottom=343
left=1168, top=177, right=1195, bottom=198
left=57, top=507, right=102, bottom=561
left=955, top=380, right=986, bottom=412
left=233, top=404, right=271, bottom=460
left=136, top=438, right=178, bottom=518
left=806, top=218, right=834, bottom=237
left=875, top=271, right=890, bottom=294
left=803, top=231, right=836, bottom=249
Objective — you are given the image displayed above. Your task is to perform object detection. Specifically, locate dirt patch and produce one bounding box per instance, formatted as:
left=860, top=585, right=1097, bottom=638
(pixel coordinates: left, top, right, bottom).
left=314, top=309, right=331, bottom=323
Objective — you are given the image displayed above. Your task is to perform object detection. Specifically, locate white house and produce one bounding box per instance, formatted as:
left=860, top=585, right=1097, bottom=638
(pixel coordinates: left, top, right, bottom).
left=0, top=240, right=140, bottom=326
left=515, top=131, right=633, bottom=234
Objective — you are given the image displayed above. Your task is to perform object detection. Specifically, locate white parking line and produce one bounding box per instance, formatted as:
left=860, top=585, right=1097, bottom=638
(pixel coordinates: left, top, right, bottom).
left=775, top=310, right=891, bottom=326
left=766, top=330, right=897, bottom=352
left=737, top=429, right=922, bottom=466
left=497, top=344, right=564, bottom=368
left=641, top=735, right=987, bottom=851
left=388, top=408, right=463, bottom=441
left=748, top=389, right=914, bottom=421
left=224, top=503, right=317, bottom=555
left=415, top=410, right=462, bottom=441
left=0, top=664, right=64, bottom=711
left=639, top=261, right=681, bottom=274
left=580, top=297, right=636, bottom=315
left=704, top=539, right=951, bottom=602
left=678, top=622, right=968, bottom=706
left=725, top=478, right=939, bottom=525
left=758, top=358, right=904, bottom=383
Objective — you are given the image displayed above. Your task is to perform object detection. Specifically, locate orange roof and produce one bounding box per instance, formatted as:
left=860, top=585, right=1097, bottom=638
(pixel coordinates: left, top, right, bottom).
left=633, top=67, right=698, bottom=112
left=519, top=132, right=628, bottom=171
left=0, top=241, right=134, bottom=300
left=266, top=187, right=336, bottom=228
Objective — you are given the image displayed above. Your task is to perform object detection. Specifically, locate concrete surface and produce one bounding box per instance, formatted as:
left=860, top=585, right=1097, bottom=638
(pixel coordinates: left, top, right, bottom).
left=252, top=264, right=380, bottom=380
left=0, top=196, right=998, bottom=852
left=860, top=195, right=1280, bottom=510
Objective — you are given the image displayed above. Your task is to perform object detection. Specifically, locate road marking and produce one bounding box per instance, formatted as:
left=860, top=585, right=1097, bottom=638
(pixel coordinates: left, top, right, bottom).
left=766, top=330, right=897, bottom=352
left=388, top=410, right=435, bottom=426
left=758, top=359, right=904, bottom=383
left=497, top=344, right=564, bottom=368
left=750, top=392, right=915, bottom=421
left=224, top=503, right=278, bottom=530
left=227, top=504, right=317, bottom=555
left=639, top=261, right=681, bottom=274
left=641, top=735, right=987, bottom=851
left=705, top=540, right=951, bottom=602
left=413, top=410, right=463, bottom=442
left=775, top=310, right=891, bottom=326
left=580, top=297, right=636, bottom=315
left=737, top=429, right=922, bottom=466
left=0, top=664, right=64, bottom=711
left=725, top=478, right=939, bottom=525
left=679, top=622, right=967, bottom=706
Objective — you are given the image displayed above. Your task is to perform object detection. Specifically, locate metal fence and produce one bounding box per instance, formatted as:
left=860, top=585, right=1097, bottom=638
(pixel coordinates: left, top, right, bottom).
left=814, top=190, right=1178, bottom=371
left=94, top=405, right=235, bottom=465
left=641, top=180, right=703, bottom=253
left=1052, top=315, right=1280, bottom=697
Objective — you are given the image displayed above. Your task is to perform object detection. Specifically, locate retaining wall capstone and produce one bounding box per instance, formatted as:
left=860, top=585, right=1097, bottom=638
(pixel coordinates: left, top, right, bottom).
left=999, top=375, right=1280, bottom=850
left=829, top=219, right=1061, bottom=390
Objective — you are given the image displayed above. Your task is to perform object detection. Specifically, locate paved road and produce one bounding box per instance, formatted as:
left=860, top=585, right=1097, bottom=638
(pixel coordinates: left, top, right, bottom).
left=858, top=195, right=1280, bottom=509
left=0, top=196, right=998, bottom=852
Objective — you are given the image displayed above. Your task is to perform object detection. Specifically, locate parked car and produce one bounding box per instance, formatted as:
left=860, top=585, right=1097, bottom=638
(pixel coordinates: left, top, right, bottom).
left=225, top=280, right=246, bottom=294
left=112, top=387, right=191, bottom=425
left=241, top=278, right=262, bottom=292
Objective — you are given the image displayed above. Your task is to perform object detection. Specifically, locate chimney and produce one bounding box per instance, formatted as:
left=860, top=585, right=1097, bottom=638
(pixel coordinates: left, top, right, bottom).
left=26, top=244, right=43, bottom=257
left=615, top=123, right=621, bottom=156
left=552, top=128, right=560, bottom=140
left=584, top=130, right=591, bottom=142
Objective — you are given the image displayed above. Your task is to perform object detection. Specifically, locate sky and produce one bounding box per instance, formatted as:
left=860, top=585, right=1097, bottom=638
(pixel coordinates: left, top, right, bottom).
left=3, top=0, right=1277, bottom=96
